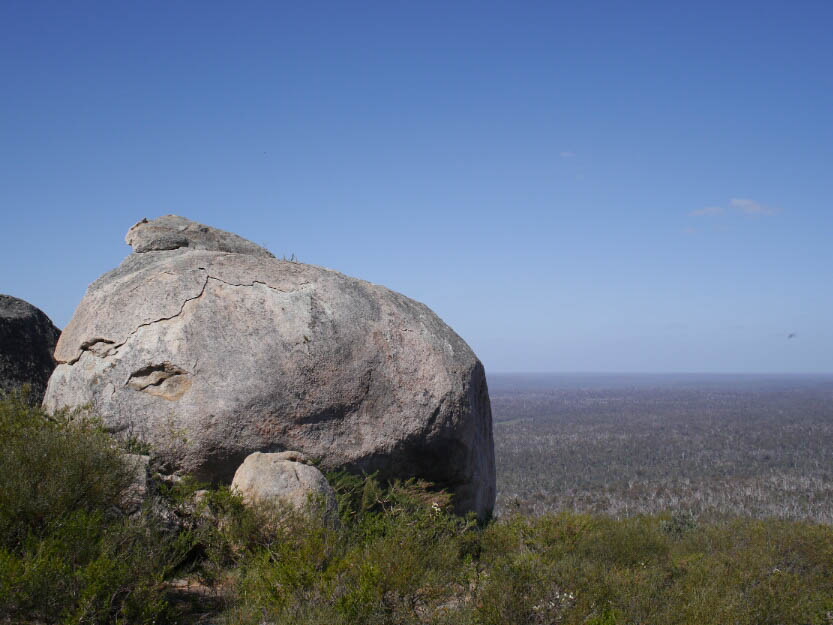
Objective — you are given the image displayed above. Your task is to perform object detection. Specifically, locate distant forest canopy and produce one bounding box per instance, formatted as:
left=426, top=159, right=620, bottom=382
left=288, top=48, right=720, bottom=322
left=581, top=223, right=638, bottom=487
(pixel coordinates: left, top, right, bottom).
left=488, top=373, right=833, bottom=522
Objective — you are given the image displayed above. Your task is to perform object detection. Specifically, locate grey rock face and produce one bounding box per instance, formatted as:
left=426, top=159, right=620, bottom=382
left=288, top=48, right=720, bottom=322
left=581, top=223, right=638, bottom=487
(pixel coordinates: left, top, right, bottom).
left=231, top=452, right=338, bottom=525
left=0, top=295, right=61, bottom=402
left=126, top=215, right=275, bottom=257
left=43, top=215, right=495, bottom=519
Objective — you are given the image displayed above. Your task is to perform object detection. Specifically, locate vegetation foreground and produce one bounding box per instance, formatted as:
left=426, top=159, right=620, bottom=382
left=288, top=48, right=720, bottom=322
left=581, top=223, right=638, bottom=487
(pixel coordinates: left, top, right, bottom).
left=2, top=393, right=833, bottom=625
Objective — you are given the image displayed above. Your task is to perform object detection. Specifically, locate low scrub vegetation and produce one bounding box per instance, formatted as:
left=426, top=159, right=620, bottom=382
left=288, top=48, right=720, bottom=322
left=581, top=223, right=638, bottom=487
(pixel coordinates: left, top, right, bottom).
left=3, top=392, right=833, bottom=624
left=0, top=390, right=186, bottom=624
left=491, top=375, right=833, bottom=521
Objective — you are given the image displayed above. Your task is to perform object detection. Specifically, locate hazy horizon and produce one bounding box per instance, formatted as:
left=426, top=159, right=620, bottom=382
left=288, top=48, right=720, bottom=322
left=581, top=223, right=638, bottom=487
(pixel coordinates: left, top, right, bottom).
left=486, top=371, right=833, bottom=391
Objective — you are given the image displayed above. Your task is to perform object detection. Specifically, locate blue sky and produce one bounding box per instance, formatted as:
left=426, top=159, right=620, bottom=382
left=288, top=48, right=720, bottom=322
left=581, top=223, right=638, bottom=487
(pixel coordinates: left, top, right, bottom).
left=2, top=1, right=831, bottom=373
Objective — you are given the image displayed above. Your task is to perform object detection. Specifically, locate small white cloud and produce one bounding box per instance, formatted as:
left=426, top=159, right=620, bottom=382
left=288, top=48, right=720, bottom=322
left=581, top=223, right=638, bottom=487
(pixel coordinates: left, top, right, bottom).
left=729, top=198, right=781, bottom=216
left=559, top=151, right=575, bottom=159
left=688, top=198, right=784, bottom=219
left=689, top=206, right=724, bottom=217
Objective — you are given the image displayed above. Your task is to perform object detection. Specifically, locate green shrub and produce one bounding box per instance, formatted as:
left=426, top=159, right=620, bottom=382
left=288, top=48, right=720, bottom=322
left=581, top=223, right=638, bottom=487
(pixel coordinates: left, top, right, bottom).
left=0, top=392, right=132, bottom=545
left=660, top=510, right=698, bottom=538
left=217, top=473, right=476, bottom=625
left=0, top=392, right=182, bottom=624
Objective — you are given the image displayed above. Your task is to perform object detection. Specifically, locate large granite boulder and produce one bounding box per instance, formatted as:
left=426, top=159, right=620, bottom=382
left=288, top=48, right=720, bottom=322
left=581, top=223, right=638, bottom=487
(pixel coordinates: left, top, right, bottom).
left=0, top=295, right=61, bottom=402
left=43, top=216, right=495, bottom=519
left=231, top=451, right=339, bottom=525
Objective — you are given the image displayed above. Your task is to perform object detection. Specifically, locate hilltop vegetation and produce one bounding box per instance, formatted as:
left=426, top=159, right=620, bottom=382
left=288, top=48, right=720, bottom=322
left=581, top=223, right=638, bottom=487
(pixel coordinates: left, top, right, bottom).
left=3, top=391, right=833, bottom=625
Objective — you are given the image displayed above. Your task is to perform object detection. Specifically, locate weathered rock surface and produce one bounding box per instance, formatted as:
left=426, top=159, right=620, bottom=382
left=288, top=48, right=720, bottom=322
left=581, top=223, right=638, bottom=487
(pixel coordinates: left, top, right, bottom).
left=43, top=215, right=495, bottom=518
left=0, top=295, right=61, bottom=402
left=125, top=215, right=275, bottom=257
left=231, top=452, right=338, bottom=524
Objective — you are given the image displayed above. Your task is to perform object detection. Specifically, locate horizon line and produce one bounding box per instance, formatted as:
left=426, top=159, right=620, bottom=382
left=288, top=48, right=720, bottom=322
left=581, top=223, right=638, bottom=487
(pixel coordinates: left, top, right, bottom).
left=486, top=370, right=833, bottom=376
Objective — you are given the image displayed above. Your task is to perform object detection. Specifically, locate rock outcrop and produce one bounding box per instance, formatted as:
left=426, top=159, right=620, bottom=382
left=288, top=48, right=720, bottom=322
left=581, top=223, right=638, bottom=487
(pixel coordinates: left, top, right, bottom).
left=43, top=216, right=495, bottom=519
left=231, top=451, right=338, bottom=525
left=0, top=295, right=61, bottom=402
left=125, top=215, right=275, bottom=257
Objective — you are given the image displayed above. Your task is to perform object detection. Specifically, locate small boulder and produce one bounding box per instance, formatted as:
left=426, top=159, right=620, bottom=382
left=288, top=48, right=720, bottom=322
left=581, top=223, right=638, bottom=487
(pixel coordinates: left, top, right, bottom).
left=0, top=294, right=61, bottom=403
left=231, top=452, right=339, bottom=525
